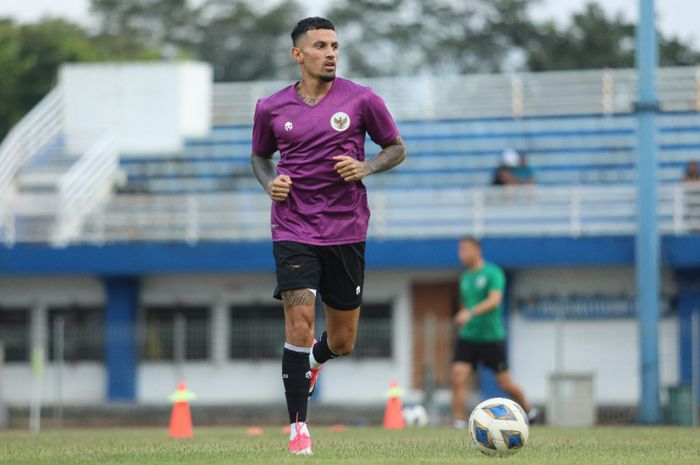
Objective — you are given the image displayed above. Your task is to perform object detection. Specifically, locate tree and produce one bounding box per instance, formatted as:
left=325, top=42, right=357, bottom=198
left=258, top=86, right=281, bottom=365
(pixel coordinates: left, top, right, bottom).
left=325, top=0, right=539, bottom=77
left=0, top=19, right=101, bottom=139
left=90, top=0, right=198, bottom=58
left=196, top=0, right=303, bottom=81
left=526, top=2, right=700, bottom=71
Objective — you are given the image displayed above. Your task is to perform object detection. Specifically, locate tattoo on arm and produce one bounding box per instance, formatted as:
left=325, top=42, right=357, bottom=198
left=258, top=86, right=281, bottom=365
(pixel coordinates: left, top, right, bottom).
left=281, top=289, right=316, bottom=308
left=365, top=135, right=406, bottom=176
left=250, top=153, right=277, bottom=189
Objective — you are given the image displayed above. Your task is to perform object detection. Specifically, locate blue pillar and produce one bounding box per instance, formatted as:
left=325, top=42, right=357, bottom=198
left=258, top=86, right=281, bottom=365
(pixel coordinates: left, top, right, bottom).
left=635, top=0, right=661, bottom=424
left=104, top=277, right=139, bottom=401
left=676, top=271, right=700, bottom=402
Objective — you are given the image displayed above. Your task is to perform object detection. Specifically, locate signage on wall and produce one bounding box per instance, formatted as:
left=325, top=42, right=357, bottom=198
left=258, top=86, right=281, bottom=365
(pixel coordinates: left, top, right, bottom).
left=514, top=295, right=673, bottom=320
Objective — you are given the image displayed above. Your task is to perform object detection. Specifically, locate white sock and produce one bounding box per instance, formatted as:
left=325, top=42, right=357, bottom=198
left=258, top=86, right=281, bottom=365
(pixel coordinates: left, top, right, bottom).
left=290, top=421, right=310, bottom=440
left=309, top=350, right=323, bottom=370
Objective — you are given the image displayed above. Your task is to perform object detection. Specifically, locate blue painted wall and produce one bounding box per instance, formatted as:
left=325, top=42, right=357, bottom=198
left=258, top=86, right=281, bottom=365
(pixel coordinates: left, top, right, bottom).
left=1, top=236, right=699, bottom=276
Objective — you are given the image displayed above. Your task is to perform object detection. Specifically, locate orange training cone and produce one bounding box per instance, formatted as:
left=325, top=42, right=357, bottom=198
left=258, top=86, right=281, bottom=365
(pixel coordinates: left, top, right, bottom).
left=383, top=379, right=406, bottom=430
left=169, top=380, right=197, bottom=438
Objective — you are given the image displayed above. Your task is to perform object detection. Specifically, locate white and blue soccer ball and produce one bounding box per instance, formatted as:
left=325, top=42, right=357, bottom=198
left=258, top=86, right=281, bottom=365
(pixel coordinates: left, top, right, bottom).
left=468, top=397, right=529, bottom=456
left=402, top=404, right=429, bottom=427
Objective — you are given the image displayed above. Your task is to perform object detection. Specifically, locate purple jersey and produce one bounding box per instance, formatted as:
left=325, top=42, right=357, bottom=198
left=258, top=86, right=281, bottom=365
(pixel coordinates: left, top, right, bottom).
left=252, top=77, right=399, bottom=245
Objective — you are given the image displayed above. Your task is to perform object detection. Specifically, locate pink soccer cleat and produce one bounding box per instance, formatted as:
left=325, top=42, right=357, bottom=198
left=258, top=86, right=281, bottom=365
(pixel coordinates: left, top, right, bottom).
left=288, top=421, right=313, bottom=455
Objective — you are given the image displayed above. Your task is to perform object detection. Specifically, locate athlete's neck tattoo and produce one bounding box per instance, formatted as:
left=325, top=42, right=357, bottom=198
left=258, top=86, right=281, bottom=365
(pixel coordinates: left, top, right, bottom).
left=295, top=82, right=319, bottom=106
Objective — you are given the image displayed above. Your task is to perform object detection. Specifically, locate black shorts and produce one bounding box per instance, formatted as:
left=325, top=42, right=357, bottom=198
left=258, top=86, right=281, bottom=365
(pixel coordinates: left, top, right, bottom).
left=453, top=338, right=508, bottom=373
left=272, top=241, right=365, bottom=310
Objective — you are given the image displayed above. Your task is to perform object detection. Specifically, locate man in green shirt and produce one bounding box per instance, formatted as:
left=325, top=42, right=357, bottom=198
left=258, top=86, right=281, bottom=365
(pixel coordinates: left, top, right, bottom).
left=451, top=237, right=534, bottom=428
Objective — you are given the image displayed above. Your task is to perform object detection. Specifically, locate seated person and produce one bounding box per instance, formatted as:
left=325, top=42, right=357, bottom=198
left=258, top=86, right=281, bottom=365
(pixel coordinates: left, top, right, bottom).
left=512, top=153, right=535, bottom=184
left=684, top=160, right=700, bottom=182
left=492, top=164, right=518, bottom=185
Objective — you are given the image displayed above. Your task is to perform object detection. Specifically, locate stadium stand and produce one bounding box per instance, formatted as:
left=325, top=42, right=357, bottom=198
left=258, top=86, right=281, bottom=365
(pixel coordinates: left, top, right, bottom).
left=2, top=66, right=700, bottom=245
left=1, top=64, right=700, bottom=416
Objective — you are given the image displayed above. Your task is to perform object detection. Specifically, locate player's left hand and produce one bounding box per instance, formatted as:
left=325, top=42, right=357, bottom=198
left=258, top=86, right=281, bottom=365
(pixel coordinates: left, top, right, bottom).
left=332, top=155, right=371, bottom=182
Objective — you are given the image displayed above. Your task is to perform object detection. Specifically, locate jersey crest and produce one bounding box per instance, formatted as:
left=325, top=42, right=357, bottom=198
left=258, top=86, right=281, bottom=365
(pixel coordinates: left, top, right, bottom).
left=330, top=112, right=350, bottom=132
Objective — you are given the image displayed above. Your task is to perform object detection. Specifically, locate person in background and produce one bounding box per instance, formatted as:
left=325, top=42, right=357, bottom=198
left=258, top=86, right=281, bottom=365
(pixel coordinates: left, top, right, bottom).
left=491, top=164, right=518, bottom=186
left=684, top=160, right=700, bottom=182
left=512, top=152, right=535, bottom=184
left=450, top=237, right=536, bottom=429
left=492, top=148, right=534, bottom=186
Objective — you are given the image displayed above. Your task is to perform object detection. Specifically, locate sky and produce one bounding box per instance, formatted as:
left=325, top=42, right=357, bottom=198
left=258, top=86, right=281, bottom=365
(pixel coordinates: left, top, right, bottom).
left=0, top=0, right=697, bottom=46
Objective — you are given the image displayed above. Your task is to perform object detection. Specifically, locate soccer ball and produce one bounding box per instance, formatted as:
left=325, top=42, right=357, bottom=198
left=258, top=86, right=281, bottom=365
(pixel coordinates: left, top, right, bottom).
left=468, top=397, right=529, bottom=456
left=402, top=404, right=429, bottom=427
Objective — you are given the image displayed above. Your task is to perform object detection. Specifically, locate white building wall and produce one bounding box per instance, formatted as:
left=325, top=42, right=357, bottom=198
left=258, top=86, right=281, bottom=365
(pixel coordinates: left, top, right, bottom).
left=509, top=314, right=678, bottom=405
left=0, top=268, right=682, bottom=407
left=137, top=272, right=415, bottom=405
left=60, top=61, right=212, bottom=154
left=0, top=272, right=416, bottom=406
left=509, top=267, right=679, bottom=405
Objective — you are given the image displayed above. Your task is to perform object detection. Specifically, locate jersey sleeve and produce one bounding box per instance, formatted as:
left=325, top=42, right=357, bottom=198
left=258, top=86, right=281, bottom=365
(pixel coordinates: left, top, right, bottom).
left=488, top=266, right=506, bottom=292
left=363, top=90, right=400, bottom=146
left=251, top=99, right=278, bottom=156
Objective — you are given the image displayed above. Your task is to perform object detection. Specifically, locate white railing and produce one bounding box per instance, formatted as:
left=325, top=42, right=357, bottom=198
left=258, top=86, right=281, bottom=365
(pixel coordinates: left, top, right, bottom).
left=0, top=88, right=63, bottom=201
left=53, top=132, right=119, bottom=246
left=0, top=88, right=63, bottom=193
left=212, top=67, right=700, bottom=125
left=73, top=184, right=700, bottom=245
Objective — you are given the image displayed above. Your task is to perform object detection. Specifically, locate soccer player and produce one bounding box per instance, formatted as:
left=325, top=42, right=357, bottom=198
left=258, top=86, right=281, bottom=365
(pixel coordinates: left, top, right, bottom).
left=451, top=237, right=535, bottom=429
left=250, top=17, right=406, bottom=455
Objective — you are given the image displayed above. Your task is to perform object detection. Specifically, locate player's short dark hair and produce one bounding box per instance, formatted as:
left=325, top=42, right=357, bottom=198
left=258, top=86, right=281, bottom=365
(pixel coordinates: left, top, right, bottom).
left=460, top=236, right=481, bottom=248
left=291, top=17, right=335, bottom=46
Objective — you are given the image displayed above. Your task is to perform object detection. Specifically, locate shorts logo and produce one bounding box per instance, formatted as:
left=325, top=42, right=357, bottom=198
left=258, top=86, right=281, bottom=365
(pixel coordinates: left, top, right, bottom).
left=356, top=286, right=361, bottom=295
left=284, top=121, right=293, bottom=131
left=305, top=371, right=312, bottom=379
left=330, top=112, right=350, bottom=132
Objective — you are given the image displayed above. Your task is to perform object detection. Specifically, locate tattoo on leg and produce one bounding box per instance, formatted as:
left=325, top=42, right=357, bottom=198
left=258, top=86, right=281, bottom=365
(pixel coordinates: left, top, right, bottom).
left=282, top=289, right=316, bottom=308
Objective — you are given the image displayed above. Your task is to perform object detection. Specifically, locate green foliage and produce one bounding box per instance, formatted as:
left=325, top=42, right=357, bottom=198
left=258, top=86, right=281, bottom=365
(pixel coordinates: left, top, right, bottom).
left=196, top=0, right=303, bottom=81
left=0, top=19, right=101, bottom=139
left=1, top=0, right=699, bottom=137
left=90, top=0, right=198, bottom=58
left=527, top=2, right=700, bottom=71
left=327, top=0, right=539, bottom=77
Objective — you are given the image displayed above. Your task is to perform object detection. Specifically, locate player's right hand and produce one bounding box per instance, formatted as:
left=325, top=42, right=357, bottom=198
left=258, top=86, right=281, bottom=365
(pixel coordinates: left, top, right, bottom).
left=454, top=308, right=472, bottom=327
left=266, top=174, right=292, bottom=202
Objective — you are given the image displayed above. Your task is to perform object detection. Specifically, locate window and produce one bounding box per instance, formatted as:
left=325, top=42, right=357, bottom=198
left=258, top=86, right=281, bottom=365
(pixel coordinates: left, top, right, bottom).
left=230, top=304, right=284, bottom=360
left=48, top=307, right=104, bottom=362
left=354, top=303, right=392, bottom=359
left=228, top=302, right=393, bottom=360
left=141, top=306, right=210, bottom=361
left=0, top=308, right=30, bottom=362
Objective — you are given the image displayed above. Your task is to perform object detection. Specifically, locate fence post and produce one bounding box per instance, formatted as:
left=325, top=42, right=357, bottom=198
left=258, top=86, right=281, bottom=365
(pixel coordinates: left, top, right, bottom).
left=3, top=198, right=16, bottom=248
left=602, top=69, right=615, bottom=114
left=570, top=187, right=582, bottom=237
left=374, top=190, right=388, bottom=239
left=473, top=189, right=485, bottom=237
left=185, top=196, right=199, bottom=245
left=52, top=317, right=64, bottom=428
left=673, top=184, right=684, bottom=235
left=0, top=341, right=8, bottom=428
left=695, top=68, right=700, bottom=112
left=511, top=75, right=524, bottom=118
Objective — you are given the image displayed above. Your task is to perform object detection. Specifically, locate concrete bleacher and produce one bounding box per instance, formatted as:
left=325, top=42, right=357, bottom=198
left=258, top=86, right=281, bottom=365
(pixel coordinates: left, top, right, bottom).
left=117, top=111, right=700, bottom=194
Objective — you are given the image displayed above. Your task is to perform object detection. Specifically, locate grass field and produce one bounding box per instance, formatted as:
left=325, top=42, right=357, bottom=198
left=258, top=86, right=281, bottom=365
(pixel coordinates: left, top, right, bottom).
left=1, top=426, right=699, bottom=465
